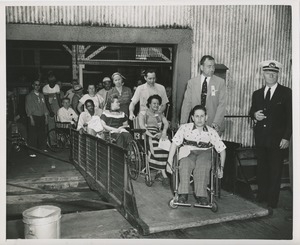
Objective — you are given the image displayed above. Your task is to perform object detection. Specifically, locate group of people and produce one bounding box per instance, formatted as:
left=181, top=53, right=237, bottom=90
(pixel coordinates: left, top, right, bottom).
left=21, top=54, right=292, bottom=212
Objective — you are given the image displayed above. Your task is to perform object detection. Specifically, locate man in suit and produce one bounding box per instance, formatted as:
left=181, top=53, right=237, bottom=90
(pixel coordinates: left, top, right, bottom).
left=250, top=60, right=292, bottom=213
left=180, top=55, right=226, bottom=135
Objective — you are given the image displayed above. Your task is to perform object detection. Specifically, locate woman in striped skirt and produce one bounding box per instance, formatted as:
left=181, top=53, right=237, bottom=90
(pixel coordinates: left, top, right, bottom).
left=138, top=94, right=169, bottom=186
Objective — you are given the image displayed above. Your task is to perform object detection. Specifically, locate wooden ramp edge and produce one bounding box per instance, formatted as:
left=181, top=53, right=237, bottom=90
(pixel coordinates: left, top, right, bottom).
left=131, top=178, right=269, bottom=234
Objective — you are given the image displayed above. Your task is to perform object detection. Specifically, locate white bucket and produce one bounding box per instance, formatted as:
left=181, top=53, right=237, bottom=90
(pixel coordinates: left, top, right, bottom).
left=22, top=205, right=61, bottom=239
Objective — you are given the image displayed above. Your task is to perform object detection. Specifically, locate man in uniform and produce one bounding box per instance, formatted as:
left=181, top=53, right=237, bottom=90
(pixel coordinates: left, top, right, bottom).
left=250, top=60, right=292, bottom=214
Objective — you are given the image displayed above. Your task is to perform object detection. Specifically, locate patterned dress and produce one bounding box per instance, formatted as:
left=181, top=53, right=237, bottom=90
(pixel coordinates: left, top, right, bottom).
left=140, top=109, right=169, bottom=170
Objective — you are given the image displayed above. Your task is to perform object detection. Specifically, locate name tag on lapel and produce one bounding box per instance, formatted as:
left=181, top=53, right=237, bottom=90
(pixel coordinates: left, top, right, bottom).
left=211, top=85, right=216, bottom=96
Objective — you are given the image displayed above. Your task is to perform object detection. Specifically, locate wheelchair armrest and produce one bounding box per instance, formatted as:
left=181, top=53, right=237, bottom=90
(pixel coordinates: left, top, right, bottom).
left=130, top=128, right=146, bottom=134
left=56, top=122, right=72, bottom=129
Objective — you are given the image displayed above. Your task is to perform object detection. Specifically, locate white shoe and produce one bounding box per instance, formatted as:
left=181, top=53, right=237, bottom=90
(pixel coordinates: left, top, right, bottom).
left=29, top=154, right=37, bottom=158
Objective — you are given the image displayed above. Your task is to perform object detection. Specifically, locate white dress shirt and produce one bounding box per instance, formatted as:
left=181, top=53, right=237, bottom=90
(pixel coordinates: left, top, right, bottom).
left=57, top=107, right=78, bottom=124
left=264, top=83, right=278, bottom=100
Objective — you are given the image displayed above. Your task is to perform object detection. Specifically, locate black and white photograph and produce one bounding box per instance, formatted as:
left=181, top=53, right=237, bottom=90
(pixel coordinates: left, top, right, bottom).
left=2, top=1, right=299, bottom=243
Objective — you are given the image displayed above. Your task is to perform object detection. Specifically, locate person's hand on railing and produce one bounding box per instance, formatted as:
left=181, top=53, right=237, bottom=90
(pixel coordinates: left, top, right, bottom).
left=79, top=128, right=85, bottom=135
left=129, top=112, right=135, bottom=121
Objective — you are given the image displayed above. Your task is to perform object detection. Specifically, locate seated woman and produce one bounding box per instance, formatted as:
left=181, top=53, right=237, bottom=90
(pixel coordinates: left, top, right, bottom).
left=138, top=94, right=169, bottom=186
left=77, top=99, right=103, bottom=137
left=100, top=95, right=133, bottom=149
left=167, top=105, right=226, bottom=205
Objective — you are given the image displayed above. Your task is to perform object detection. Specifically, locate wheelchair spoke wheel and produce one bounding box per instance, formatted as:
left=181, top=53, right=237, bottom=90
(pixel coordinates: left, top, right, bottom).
left=47, top=129, right=64, bottom=153
left=127, top=141, right=141, bottom=180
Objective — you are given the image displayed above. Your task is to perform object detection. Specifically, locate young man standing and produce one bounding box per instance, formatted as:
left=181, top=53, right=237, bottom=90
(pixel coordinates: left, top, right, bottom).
left=180, top=55, right=226, bottom=135
left=25, top=80, right=48, bottom=157
left=129, top=69, right=169, bottom=120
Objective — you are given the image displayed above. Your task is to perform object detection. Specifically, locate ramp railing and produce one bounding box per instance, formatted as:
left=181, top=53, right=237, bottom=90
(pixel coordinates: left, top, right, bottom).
left=70, top=129, right=148, bottom=232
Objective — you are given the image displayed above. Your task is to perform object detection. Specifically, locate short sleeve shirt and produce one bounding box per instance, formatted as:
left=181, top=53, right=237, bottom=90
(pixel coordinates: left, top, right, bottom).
left=79, top=94, right=104, bottom=110
left=100, top=110, right=128, bottom=128
left=172, top=123, right=226, bottom=160
left=42, top=84, right=60, bottom=104
left=131, top=83, right=169, bottom=112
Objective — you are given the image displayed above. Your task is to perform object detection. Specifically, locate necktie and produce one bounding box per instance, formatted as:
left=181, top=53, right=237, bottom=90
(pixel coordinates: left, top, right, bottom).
left=265, top=87, right=271, bottom=103
left=201, top=77, right=207, bottom=106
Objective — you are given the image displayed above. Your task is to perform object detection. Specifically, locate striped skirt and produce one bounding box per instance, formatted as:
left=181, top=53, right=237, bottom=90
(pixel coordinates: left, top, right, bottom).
left=146, top=126, right=169, bottom=170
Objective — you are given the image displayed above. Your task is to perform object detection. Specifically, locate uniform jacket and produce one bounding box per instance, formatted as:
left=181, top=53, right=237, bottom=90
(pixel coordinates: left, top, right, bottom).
left=249, top=83, right=292, bottom=148
left=180, top=74, right=227, bottom=132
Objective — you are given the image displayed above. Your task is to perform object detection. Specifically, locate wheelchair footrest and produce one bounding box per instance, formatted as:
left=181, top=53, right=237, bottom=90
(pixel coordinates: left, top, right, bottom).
left=193, top=203, right=213, bottom=208
left=173, top=202, right=192, bottom=207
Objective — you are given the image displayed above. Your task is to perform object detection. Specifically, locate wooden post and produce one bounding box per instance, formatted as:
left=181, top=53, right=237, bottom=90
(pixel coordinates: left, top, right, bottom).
left=107, top=144, right=111, bottom=194
left=78, top=64, right=84, bottom=86
left=71, top=45, right=78, bottom=80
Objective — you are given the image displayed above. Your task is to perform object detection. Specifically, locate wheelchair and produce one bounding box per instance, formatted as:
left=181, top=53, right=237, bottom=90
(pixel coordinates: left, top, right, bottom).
left=47, top=117, right=75, bottom=152
left=127, top=128, right=155, bottom=186
left=168, top=146, right=220, bottom=212
left=9, top=122, right=27, bottom=151
left=125, top=116, right=172, bottom=187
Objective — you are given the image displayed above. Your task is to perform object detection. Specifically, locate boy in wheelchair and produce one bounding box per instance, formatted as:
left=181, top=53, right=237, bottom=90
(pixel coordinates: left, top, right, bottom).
left=167, top=105, right=226, bottom=205
left=57, top=97, right=78, bottom=128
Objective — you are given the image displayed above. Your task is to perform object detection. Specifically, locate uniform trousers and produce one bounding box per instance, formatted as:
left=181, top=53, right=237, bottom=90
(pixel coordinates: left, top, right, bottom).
left=28, top=115, right=47, bottom=150
left=178, top=149, right=211, bottom=197
left=256, top=147, right=284, bottom=208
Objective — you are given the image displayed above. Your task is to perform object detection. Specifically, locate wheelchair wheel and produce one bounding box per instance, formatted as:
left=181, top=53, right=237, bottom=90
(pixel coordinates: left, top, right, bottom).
left=145, top=174, right=154, bottom=187
left=211, top=202, right=218, bottom=213
left=127, top=140, right=141, bottom=180
left=47, top=128, right=65, bottom=153
left=168, top=198, right=178, bottom=209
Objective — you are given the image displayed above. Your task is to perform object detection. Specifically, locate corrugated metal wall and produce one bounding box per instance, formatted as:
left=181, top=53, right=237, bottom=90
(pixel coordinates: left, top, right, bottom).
left=6, top=5, right=292, bottom=146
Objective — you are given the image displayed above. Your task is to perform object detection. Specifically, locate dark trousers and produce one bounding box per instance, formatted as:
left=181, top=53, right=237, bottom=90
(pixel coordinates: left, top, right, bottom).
left=113, top=132, right=133, bottom=149
left=28, top=115, right=47, bottom=150
left=256, top=147, right=284, bottom=208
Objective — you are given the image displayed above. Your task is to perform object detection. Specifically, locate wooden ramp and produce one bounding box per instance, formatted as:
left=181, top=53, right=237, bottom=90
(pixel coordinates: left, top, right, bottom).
left=131, top=177, right=269, bottom=234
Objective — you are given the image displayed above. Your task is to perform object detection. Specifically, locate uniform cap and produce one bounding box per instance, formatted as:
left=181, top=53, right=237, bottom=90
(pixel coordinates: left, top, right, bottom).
left=260, top=60, right=283, bottom=72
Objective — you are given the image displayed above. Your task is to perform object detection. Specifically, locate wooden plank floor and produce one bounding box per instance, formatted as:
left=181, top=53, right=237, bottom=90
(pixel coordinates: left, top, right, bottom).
left=142, top=189, right=293, bottom=239
left=6, top=148, right=293, bottom=240
left=131, top=176, right=268, bottom=234
left=7, top=209, right=133, bottom=239
left=6, top=148, right=111, bottom=223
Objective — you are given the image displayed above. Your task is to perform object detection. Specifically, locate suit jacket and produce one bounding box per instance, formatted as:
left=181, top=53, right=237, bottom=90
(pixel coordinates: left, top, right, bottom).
left=249, top=84, right=292, bottom=148
left=180, top=74, right=227, bottom=132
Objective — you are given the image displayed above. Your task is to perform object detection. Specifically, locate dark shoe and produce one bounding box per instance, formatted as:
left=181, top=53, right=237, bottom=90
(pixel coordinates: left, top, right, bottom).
left=162, top=177, right=170, bottom=187
left=197, top=196, right=209, bottom=205
left=178, top=194, right=188, bottom=204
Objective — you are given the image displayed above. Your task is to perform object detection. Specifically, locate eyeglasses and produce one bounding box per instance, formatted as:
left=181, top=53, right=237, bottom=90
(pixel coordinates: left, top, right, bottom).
left=34, top=84, right=40, bottom=87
